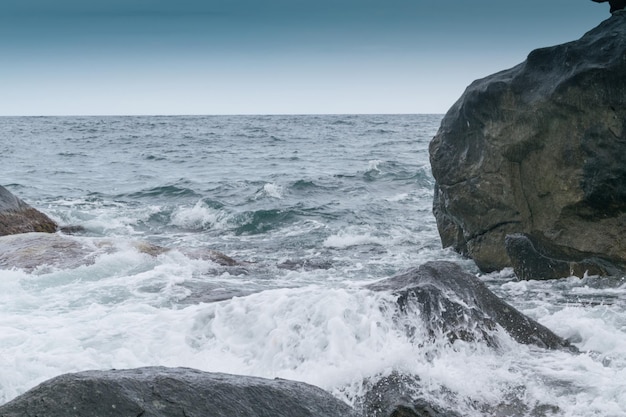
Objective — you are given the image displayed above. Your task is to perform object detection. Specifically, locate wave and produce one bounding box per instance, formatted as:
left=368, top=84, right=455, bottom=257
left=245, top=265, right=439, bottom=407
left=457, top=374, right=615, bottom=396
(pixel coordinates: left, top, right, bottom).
left=125, top=184, right=201, bottom=200
left=233, top=209, right=297, bottom=235
left=362, top=161, right=434, bottom=187
left=323, top=232, right=390, bottom=249
left=170, top=201, right=229, bottom=232
left=254, top=183, right=284, bottom=200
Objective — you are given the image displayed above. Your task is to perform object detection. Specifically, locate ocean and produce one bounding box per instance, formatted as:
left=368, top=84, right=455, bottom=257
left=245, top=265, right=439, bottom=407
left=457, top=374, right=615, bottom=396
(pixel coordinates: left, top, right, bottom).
left=1, top=114, right=625, bottom=416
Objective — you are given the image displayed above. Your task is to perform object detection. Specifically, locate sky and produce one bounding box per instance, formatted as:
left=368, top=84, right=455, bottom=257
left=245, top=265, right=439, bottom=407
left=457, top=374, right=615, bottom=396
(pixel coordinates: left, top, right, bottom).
left=0, top=0, right=611, bottom=116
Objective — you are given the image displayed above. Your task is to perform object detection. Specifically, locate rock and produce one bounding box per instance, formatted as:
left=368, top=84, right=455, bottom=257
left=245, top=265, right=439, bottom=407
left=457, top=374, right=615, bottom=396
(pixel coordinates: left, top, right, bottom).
left=0, top=232, right=241, bottom=274
left=0, top=233, right=102, bottom=271
left=181, top=247, right=241, bottom=267
left=0, top=185, right=57, bottom=236
left=429, top=15, right=626, bottom=273
left=368, top=261, right=575, bottom=350
left=0, top=366, right=357, bottom=417
left=277, top=259, right=334, bottom=271
left=504, top=233, right=618, bottom=280
left=360, top=373, right=460, bottom=417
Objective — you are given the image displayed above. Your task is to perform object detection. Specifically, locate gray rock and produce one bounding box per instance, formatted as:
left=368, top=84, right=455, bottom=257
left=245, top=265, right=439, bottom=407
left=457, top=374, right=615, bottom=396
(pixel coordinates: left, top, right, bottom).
left=0, top=232, right=99, bottom=271
left=0, top=367, right=357, bottom=417
left=0, top=185, right=57, bottom=236
left=0, top=232, right=241, bottom=275
left=504, top=233, right=618, bottom=280
left=429, top=14, right=626, bottom=273
left=368, top=261, right=574, bottom=350
left=360, top=373, right=460, bottom=417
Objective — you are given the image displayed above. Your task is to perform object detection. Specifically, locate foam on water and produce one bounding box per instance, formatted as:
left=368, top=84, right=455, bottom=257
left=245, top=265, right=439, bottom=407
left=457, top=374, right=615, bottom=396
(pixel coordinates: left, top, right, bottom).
left=259, top=182, right=284, bottom=199
left=170, top=200, right=229, bottom=231
left=1, top=115, right=625, bottom=416
left=1, top=249, right=626, bottom=416
left=323, top=231, right=392, bottom=249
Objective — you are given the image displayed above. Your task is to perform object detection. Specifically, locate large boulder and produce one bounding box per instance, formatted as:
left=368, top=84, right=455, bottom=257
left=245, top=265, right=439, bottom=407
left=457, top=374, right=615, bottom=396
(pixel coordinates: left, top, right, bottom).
left=0, top=367, right=357, bottom=417
left=429, top=14, right=626, bottom=274
left=0, top=185, right=57, bottom=236
left=367, top=261, right=574, bottom=351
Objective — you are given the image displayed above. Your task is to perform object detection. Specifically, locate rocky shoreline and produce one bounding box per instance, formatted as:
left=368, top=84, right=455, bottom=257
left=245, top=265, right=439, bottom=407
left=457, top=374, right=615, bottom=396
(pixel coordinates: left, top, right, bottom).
left=0, top=185, right=577, bottom=416
left=2, top=13, right=623, bottom=417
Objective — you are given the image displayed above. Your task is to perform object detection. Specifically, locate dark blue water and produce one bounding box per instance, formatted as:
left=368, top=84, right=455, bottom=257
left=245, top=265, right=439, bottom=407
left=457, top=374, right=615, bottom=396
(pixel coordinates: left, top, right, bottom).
left=1, top=115, right=625, bottom=416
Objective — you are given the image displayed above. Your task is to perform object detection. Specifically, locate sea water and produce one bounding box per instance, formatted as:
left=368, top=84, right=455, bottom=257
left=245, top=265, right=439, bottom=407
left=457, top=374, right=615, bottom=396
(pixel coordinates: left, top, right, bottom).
left=0, top=115, right=625, bottom=416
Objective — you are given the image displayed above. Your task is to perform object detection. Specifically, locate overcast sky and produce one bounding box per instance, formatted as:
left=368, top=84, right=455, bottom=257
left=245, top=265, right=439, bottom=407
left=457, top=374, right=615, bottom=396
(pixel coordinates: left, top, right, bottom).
left=0, top=0, right=610, bottom=116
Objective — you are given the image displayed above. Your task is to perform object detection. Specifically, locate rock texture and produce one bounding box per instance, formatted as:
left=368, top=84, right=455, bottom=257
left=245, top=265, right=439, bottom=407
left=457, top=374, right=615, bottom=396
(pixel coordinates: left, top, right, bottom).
left=360, top=373, right=460, bottom=417
left=0, top=367, right=357, bottom=417
left=429, top=14, right=626, bottom=273
left=0, top=233, right=99, bottom=271
left=368, top=261, right=574, bottom=350
left=0, top=185, right=57, bottom=236
left=504, top=233, right=621, bottom=280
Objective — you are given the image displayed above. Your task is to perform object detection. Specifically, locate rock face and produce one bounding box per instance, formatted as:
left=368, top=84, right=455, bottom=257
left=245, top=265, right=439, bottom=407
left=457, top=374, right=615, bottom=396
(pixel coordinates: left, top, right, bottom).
left=0, top=367, right=357, bottom=417
left=429, top=14, right=626, bottom=273
left=0, top=185, right=57, bottom=236
left=368, top=261, right=574, bottom=350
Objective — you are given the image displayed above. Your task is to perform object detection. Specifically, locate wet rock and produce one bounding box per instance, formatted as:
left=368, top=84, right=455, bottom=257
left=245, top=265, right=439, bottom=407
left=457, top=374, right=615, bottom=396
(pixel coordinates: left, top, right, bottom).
left=360, top=373, right=460, bottom=417
left=59, top=224, right=87, bottom=234
left=0, top=232, right=241, bottom=274
left=368, top=261, right=574, bottom=350
left=0, top=366, right=357, bottom=417
left=181, top=247, right=241, bottom=267
left=0, top=185, right=57, bottom=236
left=0, top=233, right=102, bottom=271
left=429, top=15, right=626, bottom=273
left=504, top=233, right=617, bottom=280
left=277, top=259, right=333, bottom=271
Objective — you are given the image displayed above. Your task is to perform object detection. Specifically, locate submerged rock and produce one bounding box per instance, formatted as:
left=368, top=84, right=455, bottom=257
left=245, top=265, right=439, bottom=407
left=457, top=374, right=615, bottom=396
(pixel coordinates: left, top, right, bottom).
left=0, top=233, right=102, bottom=271
left=0, top=232, right=241, bottom=274
left=429, top=15, right=626, bottom=274
left=368, top=261, right=574, bottom=350
left=0, top=366, right=357, bottom=417
left=0, top=185, right=57, bottom=236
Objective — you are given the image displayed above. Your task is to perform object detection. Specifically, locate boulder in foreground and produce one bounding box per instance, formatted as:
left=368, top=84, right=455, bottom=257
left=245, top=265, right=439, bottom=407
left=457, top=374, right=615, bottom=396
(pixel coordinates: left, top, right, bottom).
left=368, top=261, right=574, bottom=350
left=429, top=15, right=626, bottom=275
left=0, top=367, right=357, bottom=417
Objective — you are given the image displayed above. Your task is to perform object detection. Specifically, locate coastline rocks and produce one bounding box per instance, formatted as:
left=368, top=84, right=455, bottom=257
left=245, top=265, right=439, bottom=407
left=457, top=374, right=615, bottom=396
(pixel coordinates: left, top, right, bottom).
left=0, top=233, right=102, bottom=272
left=429, top=15, right=626, bottom=274
left=504, top=233, right=618, bottom=280
left=0, top=366, right=357, bottom=417
left=0, top=232, right=241, bottom=274
left=0, top=185, right=57, bottom=236
left=368, top=261, right=574, bottom=350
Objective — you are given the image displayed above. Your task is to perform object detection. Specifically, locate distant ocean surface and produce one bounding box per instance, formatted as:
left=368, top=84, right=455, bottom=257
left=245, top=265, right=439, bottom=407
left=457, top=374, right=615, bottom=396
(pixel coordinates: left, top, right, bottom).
left=1, top=115, right=625, bottom=416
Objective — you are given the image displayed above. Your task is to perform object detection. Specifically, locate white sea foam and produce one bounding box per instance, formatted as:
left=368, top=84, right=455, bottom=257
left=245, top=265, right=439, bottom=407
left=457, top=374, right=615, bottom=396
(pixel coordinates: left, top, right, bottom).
left=385, top=192, right=410, bottom=202
left=323, top=232, right=390, bottom=249
left=170, top=201, right=228, bottom=231
left=261, top=182, right=283, bottom=199
left=2, top=115, right=626, bottom=416
left=367, top=159, right=383, bottom=172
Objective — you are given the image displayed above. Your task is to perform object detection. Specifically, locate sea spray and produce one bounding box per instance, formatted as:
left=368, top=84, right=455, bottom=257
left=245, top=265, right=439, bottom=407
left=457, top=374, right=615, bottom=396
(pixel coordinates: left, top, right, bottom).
left=1, top=115, right=625, bottom=416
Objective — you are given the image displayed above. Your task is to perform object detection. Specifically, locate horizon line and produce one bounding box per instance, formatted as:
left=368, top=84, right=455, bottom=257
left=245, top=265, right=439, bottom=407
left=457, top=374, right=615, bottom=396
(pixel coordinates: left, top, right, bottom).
left=0, top=112, right=446, bottom=118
